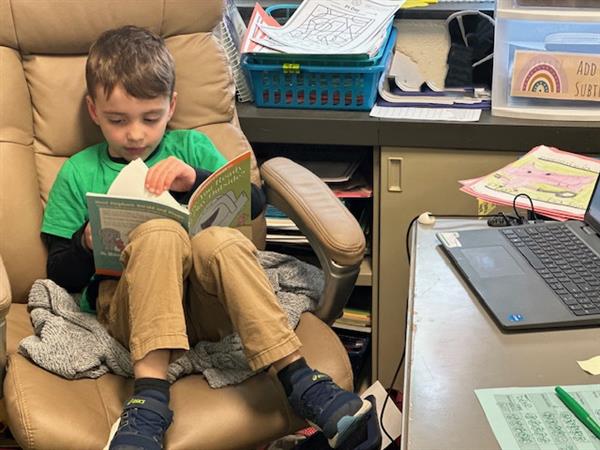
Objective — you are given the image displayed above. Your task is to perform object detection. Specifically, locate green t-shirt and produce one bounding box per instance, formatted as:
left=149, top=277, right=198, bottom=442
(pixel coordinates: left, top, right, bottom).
left=42, top=129, right=228, bottom=239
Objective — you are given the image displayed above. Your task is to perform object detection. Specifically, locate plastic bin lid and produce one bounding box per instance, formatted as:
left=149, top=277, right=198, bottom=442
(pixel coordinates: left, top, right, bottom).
left=515, top=0, right=599, bottom=7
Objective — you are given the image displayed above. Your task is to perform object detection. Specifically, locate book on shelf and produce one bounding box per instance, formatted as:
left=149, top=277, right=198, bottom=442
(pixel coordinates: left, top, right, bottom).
left=265, top=232, right=309, bottom=244
left=87, top=151, right=251, bottom=276
left=329, top=173, right=373, bottom=199
left=336, top=307, right=372, bottom=328
left=294, top=156, right=373, bottom=199
left=265, top=204, right=309, bottom=246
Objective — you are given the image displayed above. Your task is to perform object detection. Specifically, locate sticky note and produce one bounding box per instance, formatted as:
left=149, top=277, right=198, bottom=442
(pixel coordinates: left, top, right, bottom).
left=577, top=355, right=600, bottom=375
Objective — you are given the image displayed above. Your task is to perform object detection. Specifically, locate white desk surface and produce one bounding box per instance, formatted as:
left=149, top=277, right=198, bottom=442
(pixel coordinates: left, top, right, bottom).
left=401, top=219, right=600, bottom=450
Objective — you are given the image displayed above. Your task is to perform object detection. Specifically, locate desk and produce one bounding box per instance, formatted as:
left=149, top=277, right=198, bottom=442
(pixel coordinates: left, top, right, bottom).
left=400, top=219, right=600, bottom=450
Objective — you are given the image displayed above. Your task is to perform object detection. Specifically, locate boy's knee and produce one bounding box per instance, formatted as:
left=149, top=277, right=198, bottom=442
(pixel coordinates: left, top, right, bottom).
left=128, top=218, right=190, bottom=246
left=191, top=227, right=254, bottom=261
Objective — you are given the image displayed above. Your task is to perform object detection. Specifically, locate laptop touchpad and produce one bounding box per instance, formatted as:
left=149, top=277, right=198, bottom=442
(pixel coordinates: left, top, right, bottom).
left=461, top=246, right=525, bottom=278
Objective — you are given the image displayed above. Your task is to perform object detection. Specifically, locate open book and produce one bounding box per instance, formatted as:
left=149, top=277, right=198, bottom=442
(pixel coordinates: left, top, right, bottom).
left=86, top=151, right=252, bottom=275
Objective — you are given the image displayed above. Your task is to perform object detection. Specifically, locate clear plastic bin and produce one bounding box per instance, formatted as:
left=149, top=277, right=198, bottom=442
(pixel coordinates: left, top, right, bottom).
left=492, top=0, right=600, bottom=120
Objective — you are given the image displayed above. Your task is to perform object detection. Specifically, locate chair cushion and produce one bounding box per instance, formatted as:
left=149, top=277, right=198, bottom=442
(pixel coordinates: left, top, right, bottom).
left=4, top=307, right=353, bottom=450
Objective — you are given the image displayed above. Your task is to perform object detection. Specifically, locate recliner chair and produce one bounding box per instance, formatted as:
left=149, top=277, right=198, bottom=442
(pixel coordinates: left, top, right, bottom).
left=0, top=1, right=366, bottom=449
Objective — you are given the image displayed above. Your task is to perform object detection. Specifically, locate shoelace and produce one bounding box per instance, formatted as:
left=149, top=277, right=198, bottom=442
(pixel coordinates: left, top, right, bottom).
left=300, top=378, right=338, bottom=418
left=117, top=407, right=169, bottom=440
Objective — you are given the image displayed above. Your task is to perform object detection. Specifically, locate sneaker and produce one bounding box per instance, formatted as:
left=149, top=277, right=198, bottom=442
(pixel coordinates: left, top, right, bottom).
left=104, top=394, right=173, bottom=450
left=286, top=369, right=372, bottom=448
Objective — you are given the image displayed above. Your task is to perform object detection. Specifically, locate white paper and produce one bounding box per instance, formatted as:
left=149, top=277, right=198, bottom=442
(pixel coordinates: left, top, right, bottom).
left=460, top=145, right=600, bottom=220
left=394, top=19, right=449, bottom=92
left=108, top=159, right=186, bottom=212
left=378, top=48, right=490, bottom=107
left=361, top=380, right=402, bottom=449
left=476, top=385, right=600, bottom=450
left=240, top=2, right=282, bottom=54
left=254, top=0, right=402, bottom=55
left=389, top=52, right=426, bottom=92
left=370, top=105, right=482, bottom=121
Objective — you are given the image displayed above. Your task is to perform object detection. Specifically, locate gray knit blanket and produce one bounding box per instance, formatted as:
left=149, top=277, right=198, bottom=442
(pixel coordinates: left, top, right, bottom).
left=18, top=251, right=323, bottom=388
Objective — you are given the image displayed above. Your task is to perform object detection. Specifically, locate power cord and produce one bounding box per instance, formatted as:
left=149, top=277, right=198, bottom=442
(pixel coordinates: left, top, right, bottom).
left=512, top=193, right=539, bottom=222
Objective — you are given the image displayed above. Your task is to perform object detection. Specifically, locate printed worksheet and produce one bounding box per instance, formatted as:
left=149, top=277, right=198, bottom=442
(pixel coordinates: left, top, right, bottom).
left=460, top=145, right=600, bottom=220
left=255, top=0, right=403, bottom=55
left=476, top=385, right=600, bottom=450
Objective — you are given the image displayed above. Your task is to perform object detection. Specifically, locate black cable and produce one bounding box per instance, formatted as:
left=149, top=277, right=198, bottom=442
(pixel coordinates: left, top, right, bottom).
left=406, top=213, right=501, bottom=263
left=379, top=345, right=405, bottom=448
left=512, top=192, right=538, bottom=222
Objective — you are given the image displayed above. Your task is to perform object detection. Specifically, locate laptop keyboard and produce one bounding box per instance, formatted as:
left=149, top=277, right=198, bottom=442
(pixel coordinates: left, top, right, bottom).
left=502, top=224, right=600, bottom=316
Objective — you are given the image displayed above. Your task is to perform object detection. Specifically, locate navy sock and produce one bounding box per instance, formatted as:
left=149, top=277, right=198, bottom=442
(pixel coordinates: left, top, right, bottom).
left=277, top=358, right=310, bottom=396
left=134, top=377, right=170, bottom=404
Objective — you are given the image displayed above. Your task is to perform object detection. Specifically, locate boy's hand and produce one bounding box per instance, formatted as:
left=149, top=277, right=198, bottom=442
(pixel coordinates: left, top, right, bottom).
left=83, top=222, right=93, bottom=250
left=146, top=157, right=196, bottom=194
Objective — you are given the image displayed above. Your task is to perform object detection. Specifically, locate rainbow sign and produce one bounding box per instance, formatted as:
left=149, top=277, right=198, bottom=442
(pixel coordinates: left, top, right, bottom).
left=511, top=50, right=600, bottom=103
left=520, top=63, right=562, bottom=93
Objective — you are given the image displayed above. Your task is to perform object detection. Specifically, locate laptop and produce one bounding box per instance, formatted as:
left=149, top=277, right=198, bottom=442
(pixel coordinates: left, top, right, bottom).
left=437, top=175, right=600, bottom=331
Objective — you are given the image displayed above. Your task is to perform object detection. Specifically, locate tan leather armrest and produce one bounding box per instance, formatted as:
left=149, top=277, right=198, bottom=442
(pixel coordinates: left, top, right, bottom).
left=260, top=157, right=365, bottom=267
left=0, top=255, right=11, bottom=319
left=260, top=157, right=366, bottom=324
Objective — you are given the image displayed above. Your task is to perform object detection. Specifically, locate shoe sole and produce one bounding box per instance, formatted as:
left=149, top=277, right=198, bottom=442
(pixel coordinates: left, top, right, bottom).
left=310, top=398, right=372, bottom=449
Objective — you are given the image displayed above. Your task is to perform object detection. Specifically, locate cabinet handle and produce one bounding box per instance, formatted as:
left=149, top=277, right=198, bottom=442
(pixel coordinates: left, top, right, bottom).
left=387, top=157, right=402, bottom=192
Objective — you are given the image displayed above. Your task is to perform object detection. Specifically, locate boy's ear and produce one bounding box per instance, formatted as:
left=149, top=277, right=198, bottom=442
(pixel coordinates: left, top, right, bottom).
left=168, top=92, right=177, bottom=120
left=86, top=95, right=100, bottom=125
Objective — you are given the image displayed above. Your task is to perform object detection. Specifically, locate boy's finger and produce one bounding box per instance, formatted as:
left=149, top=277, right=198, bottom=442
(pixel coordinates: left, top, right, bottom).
left=162, top=172, right=177, bottom=192
left=146, top=162, right=168, bottom=191
left=154, top=166, right=176, bottom=194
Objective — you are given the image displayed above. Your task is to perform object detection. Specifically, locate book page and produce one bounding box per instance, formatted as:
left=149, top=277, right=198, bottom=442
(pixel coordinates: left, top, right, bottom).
left=86, top=194, right=189, bottom=275
left=108, top=158, right=186, bottom=213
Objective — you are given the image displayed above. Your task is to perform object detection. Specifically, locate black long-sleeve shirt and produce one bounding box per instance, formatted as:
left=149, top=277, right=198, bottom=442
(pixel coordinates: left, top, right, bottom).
left=42, top=167, right=266, bottom=295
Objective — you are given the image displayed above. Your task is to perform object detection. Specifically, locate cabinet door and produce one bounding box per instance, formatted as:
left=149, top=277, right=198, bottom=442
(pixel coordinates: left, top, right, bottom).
left=377, top=147, right=520, bottom=390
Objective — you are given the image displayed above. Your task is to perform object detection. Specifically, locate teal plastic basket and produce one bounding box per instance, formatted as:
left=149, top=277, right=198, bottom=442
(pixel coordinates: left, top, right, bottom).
left=242, top=26, right=396, bottom=111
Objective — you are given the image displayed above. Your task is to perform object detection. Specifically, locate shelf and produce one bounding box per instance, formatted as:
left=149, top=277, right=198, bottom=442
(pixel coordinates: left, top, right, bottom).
left=356, top=257, right=372, bottom=287
left=332, top=322, right=372, bottom=334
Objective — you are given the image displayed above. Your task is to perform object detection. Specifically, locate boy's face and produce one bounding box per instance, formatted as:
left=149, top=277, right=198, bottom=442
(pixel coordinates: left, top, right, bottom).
left=86, top=84, right=177, bottom=162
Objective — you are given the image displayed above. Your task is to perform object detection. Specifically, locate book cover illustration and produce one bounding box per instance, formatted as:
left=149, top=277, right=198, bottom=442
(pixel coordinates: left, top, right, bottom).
left=188, top=151, right=252, bottom=236
left=87, top=151, right=251, bottom=276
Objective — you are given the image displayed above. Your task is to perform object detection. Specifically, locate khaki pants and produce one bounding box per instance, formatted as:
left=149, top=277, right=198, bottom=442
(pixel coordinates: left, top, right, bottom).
left=97, top=218, right=301, bottom=371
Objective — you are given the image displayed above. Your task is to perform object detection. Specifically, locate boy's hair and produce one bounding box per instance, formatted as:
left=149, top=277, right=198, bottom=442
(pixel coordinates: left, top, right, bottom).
left=86, top=25, right=175, bottom=100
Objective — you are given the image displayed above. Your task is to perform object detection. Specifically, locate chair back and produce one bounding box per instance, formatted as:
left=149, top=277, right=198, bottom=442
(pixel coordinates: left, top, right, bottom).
left=0, top=0, right=265, bottom=301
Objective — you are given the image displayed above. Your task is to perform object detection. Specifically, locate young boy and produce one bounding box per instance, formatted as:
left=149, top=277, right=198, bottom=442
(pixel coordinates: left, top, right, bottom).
left=41, top=25, right=370, bottom=450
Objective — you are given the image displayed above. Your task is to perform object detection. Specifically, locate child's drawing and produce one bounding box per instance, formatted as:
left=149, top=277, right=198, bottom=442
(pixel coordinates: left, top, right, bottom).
left=495, top=162, right=597, bottom=198
left=286, top=4, right=373, bottom=48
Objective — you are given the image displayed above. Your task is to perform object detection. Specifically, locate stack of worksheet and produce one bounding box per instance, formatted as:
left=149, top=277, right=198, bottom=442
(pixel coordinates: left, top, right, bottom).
left=459, top=145, right=600, bottom=221
left=241, top=0, right=402, bottom=59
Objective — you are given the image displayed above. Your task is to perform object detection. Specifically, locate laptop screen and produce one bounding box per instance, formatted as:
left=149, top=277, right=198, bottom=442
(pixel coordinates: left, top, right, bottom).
left=584, top=173, right=600, bottom=232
